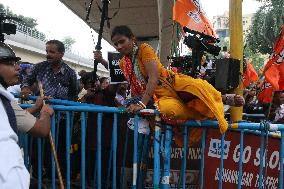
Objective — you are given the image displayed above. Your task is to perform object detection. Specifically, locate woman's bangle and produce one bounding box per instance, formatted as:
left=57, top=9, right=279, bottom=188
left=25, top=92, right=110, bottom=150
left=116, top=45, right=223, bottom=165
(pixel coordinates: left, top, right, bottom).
left=136, top=103, right=144, bottom=109
left=138, top=101, right=146, bottom=109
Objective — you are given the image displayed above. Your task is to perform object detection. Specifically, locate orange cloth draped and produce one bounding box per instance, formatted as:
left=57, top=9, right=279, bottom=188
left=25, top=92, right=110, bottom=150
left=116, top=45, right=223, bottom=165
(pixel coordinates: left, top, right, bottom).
left=243, top=62, right=259, bottom=88
left=264, top=25, right=284, bottom=90
left=173, top=0, right=216, bottom=37
left=119, top=43, right=228, bottom=146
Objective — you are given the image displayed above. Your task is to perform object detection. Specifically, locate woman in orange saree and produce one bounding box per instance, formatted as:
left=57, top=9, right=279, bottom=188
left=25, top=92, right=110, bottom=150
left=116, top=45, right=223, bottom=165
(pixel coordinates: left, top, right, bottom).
left=108, top=25, right=243, bottom=146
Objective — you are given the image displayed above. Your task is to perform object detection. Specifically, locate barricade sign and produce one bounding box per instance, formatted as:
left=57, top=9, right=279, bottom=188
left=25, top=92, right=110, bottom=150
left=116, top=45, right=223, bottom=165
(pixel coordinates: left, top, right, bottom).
left=204, top=129, right=281, bottom=189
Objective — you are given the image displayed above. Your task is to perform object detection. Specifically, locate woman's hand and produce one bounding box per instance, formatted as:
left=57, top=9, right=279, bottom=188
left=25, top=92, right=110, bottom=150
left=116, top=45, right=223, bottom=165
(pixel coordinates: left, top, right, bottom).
left=126, top=103, right=144, bottom=114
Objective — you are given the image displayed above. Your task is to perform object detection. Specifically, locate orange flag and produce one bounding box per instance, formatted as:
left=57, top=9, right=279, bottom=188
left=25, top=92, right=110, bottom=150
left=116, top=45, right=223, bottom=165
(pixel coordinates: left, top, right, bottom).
left=173, top=0, right=216, bottom=37
left=243, top=62, right=259, bottom=88
left=264, top=25, right=284, bottom=90
left=258, top=81, right=274, bottom=103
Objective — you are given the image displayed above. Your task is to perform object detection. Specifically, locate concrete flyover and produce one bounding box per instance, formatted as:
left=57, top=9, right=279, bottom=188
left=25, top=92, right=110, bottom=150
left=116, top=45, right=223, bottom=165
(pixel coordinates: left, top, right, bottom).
left=4, top=22, right=109, bottom=77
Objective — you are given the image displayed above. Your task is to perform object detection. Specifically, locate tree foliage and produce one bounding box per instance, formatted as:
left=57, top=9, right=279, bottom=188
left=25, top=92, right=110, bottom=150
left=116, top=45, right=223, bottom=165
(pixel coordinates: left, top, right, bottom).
left=62, top=36, right=76, bottom=51
left=244, top=46, right=268, bottom=74
left=0, top=3, right=38, bottom=28
left=247, top=0, right=284, bottom=54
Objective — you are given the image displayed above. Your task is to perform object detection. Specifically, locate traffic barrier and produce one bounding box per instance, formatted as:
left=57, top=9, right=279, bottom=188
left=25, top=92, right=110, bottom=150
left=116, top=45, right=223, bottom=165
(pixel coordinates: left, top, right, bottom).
left=17, top=97, right=284, bottom=189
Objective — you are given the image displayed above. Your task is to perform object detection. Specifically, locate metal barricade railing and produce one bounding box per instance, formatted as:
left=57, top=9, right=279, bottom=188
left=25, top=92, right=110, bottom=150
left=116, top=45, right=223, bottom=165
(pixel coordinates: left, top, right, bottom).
left=155, top=121, right=284, bottom=189
left=17, top=97, right=284, bottom=189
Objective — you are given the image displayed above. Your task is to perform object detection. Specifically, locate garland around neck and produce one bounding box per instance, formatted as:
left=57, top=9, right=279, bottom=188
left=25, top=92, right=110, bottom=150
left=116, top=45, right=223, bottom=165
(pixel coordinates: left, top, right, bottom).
left=131, top=44, right=146, bottom=85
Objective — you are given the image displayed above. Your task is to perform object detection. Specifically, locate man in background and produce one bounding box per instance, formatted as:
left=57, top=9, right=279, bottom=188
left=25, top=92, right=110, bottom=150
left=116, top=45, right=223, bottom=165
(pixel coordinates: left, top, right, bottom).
left=21, top=39, right=78, bottom=100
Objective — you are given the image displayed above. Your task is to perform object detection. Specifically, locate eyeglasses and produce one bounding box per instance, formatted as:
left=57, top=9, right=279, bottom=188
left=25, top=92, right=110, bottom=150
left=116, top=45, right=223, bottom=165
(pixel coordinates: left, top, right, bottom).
left=0, top=60, right=20, bottom=67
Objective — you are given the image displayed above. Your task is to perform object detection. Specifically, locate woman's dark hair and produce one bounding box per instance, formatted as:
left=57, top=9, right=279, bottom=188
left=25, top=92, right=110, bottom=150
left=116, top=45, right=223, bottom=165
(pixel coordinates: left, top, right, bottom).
left=111, top=25, right=134, bottom=39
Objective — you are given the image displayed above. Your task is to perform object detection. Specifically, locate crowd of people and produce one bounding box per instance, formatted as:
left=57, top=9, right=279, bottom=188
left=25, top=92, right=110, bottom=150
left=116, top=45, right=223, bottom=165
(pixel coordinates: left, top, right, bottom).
left=0, top=25, right=283, bottom=188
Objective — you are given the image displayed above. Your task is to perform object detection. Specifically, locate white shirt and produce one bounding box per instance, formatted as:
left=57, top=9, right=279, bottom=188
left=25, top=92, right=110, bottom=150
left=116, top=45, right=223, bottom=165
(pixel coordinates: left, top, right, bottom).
left=7, top=84, right=21, bottom=94
left=0, top=85, right=30, bottom=188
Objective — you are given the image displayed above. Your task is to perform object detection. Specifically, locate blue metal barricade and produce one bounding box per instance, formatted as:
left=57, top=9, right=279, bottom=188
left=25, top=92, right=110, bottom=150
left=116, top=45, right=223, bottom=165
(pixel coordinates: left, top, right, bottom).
left=18, top=97, right=284, bottom=189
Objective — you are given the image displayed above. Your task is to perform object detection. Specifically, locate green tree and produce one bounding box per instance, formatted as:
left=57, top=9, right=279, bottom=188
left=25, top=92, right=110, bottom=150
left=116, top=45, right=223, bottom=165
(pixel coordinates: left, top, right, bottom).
left=247, top=0, right=284, bottom=54
left=243, top=46, right=269, bottom=74
left=62, top=36, right=76, bottom=51
left=0, top=3, right=38, bottom=28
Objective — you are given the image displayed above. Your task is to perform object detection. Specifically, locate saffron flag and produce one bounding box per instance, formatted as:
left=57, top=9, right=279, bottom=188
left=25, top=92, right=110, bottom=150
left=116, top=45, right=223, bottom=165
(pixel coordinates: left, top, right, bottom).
left=173, top=0, right=216, bottom=37
left=243, top=62, right=259, bottom=88
left=258, top=81, right=274, bottom=103
left=264, top=25, right=284, bottom=90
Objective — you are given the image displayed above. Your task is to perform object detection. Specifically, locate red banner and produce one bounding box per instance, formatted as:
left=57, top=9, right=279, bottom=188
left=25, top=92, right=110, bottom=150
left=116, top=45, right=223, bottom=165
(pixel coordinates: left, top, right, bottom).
left=204, top=129, right=281, bottom=189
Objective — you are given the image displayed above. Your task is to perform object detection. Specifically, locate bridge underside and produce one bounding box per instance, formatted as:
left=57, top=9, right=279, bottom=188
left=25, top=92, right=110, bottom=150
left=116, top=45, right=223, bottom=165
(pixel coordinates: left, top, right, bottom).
left=59, top=0, right=178, bottom=66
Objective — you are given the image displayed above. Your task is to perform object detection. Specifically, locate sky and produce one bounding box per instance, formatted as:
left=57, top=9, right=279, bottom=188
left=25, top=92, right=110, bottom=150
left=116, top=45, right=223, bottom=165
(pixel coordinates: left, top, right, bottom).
left=1, top=0, right=262, bottom=59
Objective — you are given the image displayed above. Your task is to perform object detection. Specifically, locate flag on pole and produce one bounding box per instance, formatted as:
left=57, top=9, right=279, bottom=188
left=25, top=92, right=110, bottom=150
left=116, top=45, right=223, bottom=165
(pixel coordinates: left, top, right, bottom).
left=173, top=0, right=216, bottom=37
left=258, top=81, right=274, bottom=103
left=264, top=25, right=284, bottom=90
left=243, top=61, right=259, bottom=88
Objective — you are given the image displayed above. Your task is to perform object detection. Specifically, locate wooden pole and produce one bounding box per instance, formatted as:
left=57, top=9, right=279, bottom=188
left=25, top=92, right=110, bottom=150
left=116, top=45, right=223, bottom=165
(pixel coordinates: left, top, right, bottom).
left=38, top=81, right=64, bottom=189
left=229, top=0, right=243, bottom=121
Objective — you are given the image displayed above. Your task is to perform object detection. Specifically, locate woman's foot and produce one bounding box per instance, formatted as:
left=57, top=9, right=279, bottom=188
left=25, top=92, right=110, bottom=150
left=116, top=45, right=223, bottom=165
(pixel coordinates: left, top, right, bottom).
left=223, top=94, right=245, bottom=107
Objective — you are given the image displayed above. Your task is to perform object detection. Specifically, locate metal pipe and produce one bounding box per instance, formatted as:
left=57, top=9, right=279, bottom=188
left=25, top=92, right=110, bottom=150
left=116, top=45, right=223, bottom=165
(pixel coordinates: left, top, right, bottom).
left=66, top=112, right=71, bottom=189
left=132, top=115, right=139, bottom=189
left=200, top=128, right=206, bottom=189
left=97, top=113, right=102, bottom=189
left=81, top=112, right=86, bottom=189
left=237, top=130, right=244, bottom=189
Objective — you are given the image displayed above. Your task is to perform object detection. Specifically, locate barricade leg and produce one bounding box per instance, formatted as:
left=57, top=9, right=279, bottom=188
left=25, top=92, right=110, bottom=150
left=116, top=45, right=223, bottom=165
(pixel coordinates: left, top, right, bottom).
left=161, top=125, right=172, bottom=189
left=132, top=115, right=139, bottom=189
left=106, top=113, right=118, bottom=189
left=23, top=134, right=28, bottom=168
left=37, top=138, right=42, bottom=189
left=112, top=113, right=118, bottom=189
left=136, top=133, right=144, bottom=188
left=51, top=115, right=56, bottom=189
left=97, top=113, right=102, bottom=189
left=106, top=141, right=113, bottom=189
left=200, top=128, right=206, bottom=189
left=259, top=130, right=265, bottom=189
left=81, top=112, right=86, bottom=189
left=55, top=112, right=61, bottom=150
left=181, top=126, right=188, bottom=189
left=120, top=125, right=130, bottom=189
left=218, top=134, right=225, bottom=189
left=237, top=130, right=244, bottom=189
left=153, top=115, right=161, bottom=189
left=66, top=112, right=71, bottom=189
left=138, top=134, right=150, bottom=189
left=279, top=131, right=284, bottom=189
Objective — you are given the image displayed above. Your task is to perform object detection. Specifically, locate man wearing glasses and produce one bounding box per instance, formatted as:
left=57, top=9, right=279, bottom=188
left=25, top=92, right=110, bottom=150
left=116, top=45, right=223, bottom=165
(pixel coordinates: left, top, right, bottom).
left=0, top=42, right=53, bottom=188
